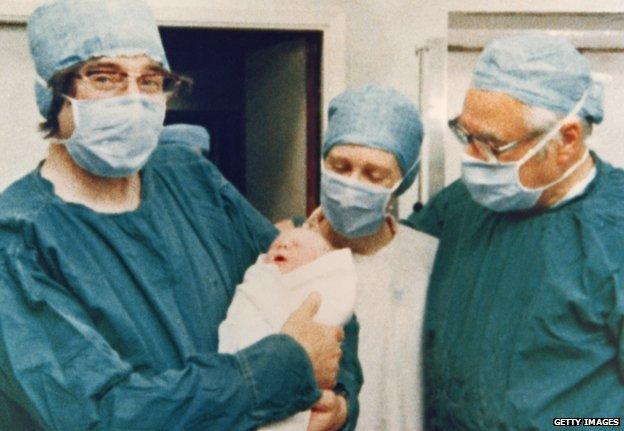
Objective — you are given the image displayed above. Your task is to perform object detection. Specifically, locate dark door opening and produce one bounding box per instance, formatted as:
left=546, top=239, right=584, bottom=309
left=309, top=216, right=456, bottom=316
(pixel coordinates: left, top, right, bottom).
left=159, top=27, right=322, bottom=222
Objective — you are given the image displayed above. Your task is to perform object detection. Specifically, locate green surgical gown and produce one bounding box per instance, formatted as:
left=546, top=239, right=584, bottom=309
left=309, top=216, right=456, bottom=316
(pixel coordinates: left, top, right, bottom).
left=0, top=145, right=361, bottom=430
left=405, top=155, right=624, bottom=430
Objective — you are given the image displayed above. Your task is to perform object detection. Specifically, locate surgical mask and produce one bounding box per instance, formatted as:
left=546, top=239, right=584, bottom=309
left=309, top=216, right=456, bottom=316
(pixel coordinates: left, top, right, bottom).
left=320, top=158, right=419, bottom=238
left=461, top=91, right=590, bottom=212
left=58, top=94, right=166, bottom=178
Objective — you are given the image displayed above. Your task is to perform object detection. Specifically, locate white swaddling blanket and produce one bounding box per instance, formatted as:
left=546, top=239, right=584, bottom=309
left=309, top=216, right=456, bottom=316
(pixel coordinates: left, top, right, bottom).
left=218, top=248, right=357, bottom=431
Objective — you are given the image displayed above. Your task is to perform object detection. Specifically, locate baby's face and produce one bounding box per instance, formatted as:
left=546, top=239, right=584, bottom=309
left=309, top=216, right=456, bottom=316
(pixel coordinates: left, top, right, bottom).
left=265, top=228, right=331, bottom=274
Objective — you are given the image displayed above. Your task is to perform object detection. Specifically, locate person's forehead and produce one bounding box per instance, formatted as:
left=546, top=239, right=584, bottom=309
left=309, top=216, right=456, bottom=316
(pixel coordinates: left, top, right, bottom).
left=80, top=54, right=163, bottom=71
left=460, top=89, right=531, bottom=139
left=279, top=228, right=323, bottom=246
left=326, top=144, right=398, bottom=169
left=289, top=228, right=319, bottom=241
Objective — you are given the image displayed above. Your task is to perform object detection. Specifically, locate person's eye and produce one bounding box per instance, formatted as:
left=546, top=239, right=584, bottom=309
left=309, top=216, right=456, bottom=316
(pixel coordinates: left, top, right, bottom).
left=330, top=162, right=350, bottom=173
left=87, top=71, right=121, bottom=85
left=366, top=171, right=385, bottom=183
left=474, top=134, right=503, bottom=148
left=470, top=135, right=486, bottom=146
left=139, top=74, right=165, bottom=91
left=487, top=137, right=503, bottom=147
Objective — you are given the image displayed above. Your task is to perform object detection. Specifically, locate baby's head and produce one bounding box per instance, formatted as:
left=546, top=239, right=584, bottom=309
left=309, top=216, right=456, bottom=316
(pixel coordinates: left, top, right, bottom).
left=265, top=227, right=333, bottom=274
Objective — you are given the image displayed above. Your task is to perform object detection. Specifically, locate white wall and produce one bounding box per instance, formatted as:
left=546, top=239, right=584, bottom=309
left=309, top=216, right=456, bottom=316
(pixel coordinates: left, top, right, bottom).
left=586, top=52, right=624, bottom=167
left=0, top=24, right=46, bottom=191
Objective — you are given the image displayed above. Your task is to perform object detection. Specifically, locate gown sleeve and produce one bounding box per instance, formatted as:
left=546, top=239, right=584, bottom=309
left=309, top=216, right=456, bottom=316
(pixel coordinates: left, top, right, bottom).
left=0, top=247, right=320, bottom=431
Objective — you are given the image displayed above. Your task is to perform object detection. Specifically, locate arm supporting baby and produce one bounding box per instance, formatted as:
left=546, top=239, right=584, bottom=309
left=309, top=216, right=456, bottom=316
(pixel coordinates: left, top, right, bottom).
left=220, top=227, right=359, bottom=430
left=282, top=294, right=350, bottom=431
left=281, top=292, right=345, bottom=390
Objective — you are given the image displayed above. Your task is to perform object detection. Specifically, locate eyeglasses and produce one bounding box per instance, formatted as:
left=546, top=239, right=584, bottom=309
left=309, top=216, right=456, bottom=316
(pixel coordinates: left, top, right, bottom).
left=73, top=68, right=183, bottom=98
left=448, top=117, right=542, bottom=158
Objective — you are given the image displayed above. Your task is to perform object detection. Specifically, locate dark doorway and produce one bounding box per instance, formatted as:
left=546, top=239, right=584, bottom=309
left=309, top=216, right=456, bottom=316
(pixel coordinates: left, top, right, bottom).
left=159, top=27, right=322, bottom=222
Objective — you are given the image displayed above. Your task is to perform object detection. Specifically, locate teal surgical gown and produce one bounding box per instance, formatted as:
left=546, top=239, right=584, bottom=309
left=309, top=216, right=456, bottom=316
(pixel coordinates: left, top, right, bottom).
left=405, top=155, right=624, bottom=430
left=0, top=145, right=361, bottom=430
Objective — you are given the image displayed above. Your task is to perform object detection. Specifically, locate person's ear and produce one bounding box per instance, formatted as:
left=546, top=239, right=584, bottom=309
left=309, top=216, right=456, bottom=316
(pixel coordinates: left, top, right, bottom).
left=55, top=99, right=75, bottom=140
left=556, top=121, right=582, bottom=166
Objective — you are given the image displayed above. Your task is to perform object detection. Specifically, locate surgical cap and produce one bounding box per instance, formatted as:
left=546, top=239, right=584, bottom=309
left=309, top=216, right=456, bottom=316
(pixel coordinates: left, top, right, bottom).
left=322, top=85, right=424, bottom=195
left=159, top=124, right=211, bottom=153
left=28, top=0, right=169, bottom=117
left=472, top=34, right=603, bottom=124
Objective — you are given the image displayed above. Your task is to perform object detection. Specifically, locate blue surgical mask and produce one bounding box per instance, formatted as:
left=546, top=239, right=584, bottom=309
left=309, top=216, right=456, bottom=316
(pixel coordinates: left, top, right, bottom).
left=59, top=94, right=166, bottom=178
left=461, top=91, right=590, bottom=212
left=320, top=158, right=419, bottom=238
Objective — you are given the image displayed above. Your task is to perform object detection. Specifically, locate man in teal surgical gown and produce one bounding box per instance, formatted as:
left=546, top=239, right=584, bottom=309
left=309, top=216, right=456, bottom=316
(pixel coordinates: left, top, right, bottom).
left=406, top=34, right=624, bottom=429
left=0, top=1, right=360, bottom=430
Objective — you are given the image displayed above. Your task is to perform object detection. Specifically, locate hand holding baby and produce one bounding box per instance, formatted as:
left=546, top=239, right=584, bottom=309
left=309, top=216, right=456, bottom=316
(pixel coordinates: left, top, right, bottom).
left=281, top=292, right=344, bottom=389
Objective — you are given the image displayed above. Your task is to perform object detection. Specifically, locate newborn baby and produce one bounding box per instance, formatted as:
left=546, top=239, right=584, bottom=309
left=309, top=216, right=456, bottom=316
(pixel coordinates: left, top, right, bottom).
left=218, top=227, right=357, bottom=431
left=264, top=227, right=333, bottom=274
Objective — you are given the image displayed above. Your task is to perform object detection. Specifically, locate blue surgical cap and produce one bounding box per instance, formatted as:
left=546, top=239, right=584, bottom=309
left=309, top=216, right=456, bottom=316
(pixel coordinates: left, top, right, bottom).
left=322, top=85, right=424, bottom=195
left=28, top=0, right=169, bottom=117
left=159, top=124, right=211, bottom=154
left=472, top=34, right=603, bottom=124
